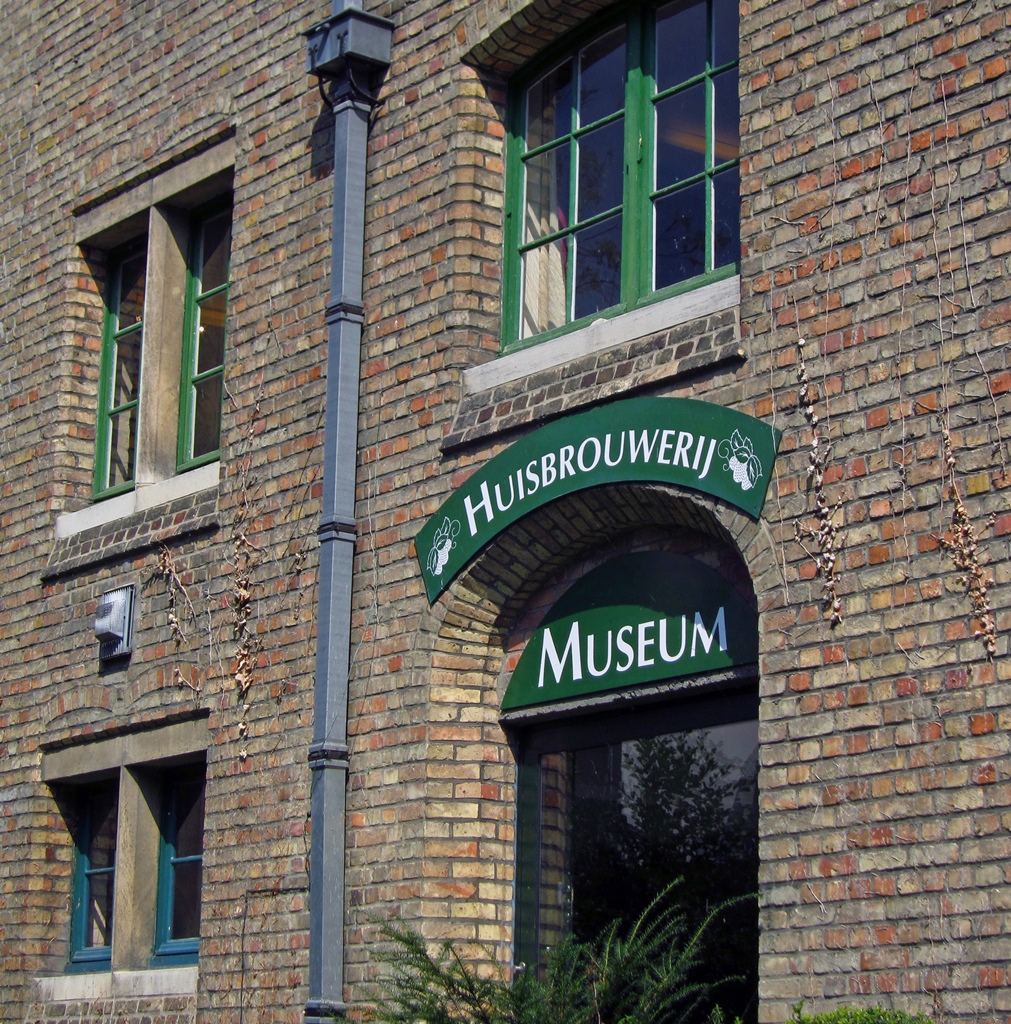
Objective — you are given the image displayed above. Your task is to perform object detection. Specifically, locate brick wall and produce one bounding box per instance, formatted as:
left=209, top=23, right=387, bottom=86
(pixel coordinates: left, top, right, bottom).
left=3, top=0, right=1011, bottom=1021
left=347, top=0, right=1011, bottom=1020
left=740, top=0, right=1011, bottom=1017
left=1, top=1, right=330, bottom=1022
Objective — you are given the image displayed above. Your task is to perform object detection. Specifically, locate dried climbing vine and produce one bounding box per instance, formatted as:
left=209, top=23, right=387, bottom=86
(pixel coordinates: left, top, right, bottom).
left=939, top=426, right=997, bottom=660
left=150, top=545, right=202, bottom=692
left=232, top=501, right=261, bottom=703
left=227, top=380, right=266, bottom=761
left=795, top=338, right=843, bottom=627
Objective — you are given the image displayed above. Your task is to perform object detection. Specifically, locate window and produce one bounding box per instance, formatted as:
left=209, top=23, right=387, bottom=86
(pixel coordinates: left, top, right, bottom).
left=178, top=208, right=230, bottom=471
left=48, top=721, right=210, bottom=974
left=91, top=200, right=232, bottom=500
left=514, top=693, right=758, bottom=1022
left=95, top=247, right=146, bottom=495
left=503, top=0, right=739, bottom=348
left=69, top=782, right=119, bottom=969
left=64, top=765, right=207, bottom=971
left=154, top=766, right=206, bottom=963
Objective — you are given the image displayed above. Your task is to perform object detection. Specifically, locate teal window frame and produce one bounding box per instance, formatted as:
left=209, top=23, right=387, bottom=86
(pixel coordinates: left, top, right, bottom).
left=177, top=204, right=231, bottom=472
left=68, top=781, right=119, bottom=971
left=152, top=765, right=206, bottom=966
left=94, top=242, right=147, bottom=498
left=502, top=0, right=740, bottom=352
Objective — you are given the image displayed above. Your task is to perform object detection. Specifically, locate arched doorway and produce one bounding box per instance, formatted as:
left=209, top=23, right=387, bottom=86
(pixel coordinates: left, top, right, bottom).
left=500, top=531, right=760, bottom=1022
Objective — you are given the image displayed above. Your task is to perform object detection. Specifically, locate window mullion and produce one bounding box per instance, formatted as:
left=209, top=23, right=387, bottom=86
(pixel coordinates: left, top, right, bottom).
left=706, top=72, right=715, bottom=273
left=625, top=6, right=647, bottom=306
left=94, top=302, right=118, bottom=495
left=566, top=59, right=579, bottom=325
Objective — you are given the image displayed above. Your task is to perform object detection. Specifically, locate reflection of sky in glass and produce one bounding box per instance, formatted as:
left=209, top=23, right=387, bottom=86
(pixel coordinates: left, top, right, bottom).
left=577, top=119, right=624, bottom=220
left=656, top=84, right=706, bottom=186
left=654, top=179, right=706, bottom=287
left=655, top=0, right=706, bottom=92
left=714, top=165, right=741, bottom=267
left=713, top=0, right=738, bottom=67
left=579, top=26, right=626, bottom=125
left=573, top=214, right=622, bottom=320
left=713, top=68, right=740, bottom=163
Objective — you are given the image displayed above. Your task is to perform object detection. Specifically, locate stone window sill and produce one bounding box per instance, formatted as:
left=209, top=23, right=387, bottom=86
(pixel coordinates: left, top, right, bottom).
left=34, top=966, right=198, bottom=1001
left=44, top=464, right=221, bottom=583
left=55, top=463, right=220, bottom=540
left=445, top=278, right=742, bottom=450
left=463, top=278, right=739, bottom=396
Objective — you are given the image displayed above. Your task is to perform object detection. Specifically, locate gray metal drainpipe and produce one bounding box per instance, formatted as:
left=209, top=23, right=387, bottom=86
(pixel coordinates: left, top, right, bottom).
left=303, top=5, right=392, bottom=1021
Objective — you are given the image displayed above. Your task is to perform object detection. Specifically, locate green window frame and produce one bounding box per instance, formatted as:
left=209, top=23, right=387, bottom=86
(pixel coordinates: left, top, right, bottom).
left=69, top=782, right=119, bottom=970
left=92, top=202, right=232, bottom=499
left=177, top=205, right=231, bottom=471
left=153, top=764, right=206, bottom=965
left=502, top=0, right=740, bottom=351
left=95, top=243, right=147, bottom=498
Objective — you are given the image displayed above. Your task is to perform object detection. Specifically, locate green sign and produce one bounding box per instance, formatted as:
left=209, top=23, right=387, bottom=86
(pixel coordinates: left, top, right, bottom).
left=416, top=397, right=781, bottom=602
left=502, top=552, right=758, bottom=710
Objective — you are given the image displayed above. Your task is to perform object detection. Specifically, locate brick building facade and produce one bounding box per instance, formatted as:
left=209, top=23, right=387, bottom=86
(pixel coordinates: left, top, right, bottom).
left=2, top=2, right=1010, bottom=1024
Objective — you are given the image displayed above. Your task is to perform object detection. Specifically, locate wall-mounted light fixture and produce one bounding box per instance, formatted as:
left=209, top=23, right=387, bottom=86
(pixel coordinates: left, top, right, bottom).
left=95, top=584, right=136, bottom=660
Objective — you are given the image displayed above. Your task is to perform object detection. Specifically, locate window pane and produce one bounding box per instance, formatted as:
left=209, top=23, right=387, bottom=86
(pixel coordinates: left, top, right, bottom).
left=196, top=293, right=227, bottom=375
left=578, top=26, right=626, bottom=126
left=523, top=145, right=570, bottom=244
left=536, top=751, right=574, bottom=952
left=713, top=67, right=740, bottom=164
left=108, top=406, right=137, bottom=487
left=573, top=213, right=622, bottom=320
left=171, top=860, right=202, bottom=939
left=656, top=0, right=707, bottom=92
left=577, top=118, right=625, bottom=222
left=655, top=83, right=706, bottom=187
left=85, top=872, right=114, bottom=947
left=161, top=767, right=205, bottom=949
left=192, top=375, right=223, bottom=458
left=713, top=0, right=739, bottom=67
left=654, top=180, right=706, bottom=287
left=80, top=784, right=118, bottom=951
left=713, top=164, right=740, bottom=268
left=533, top=720, right=758, bottom=1019
left=89, top=788, right=118, bottom=869
left=200, top=215, right=231, bottom=293
left=521, top=239, right=568, bottom=338
left=175, top=773, right=206, bottom=859
left=527, top=60, right=573, bottom=150
left=117, top=252, right=146, bottom=329
left=114, top=329, right=141, bottom=408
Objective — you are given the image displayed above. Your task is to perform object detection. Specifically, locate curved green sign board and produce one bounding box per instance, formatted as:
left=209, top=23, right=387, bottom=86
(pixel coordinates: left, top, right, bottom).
left=416, top=397, right=781, bottom=602
left=503, top=552, right=758, bottom=710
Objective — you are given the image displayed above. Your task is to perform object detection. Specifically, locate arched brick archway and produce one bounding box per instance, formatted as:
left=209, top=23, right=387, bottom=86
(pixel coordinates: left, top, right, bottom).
left=348, top=481, right=782, bottom=970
